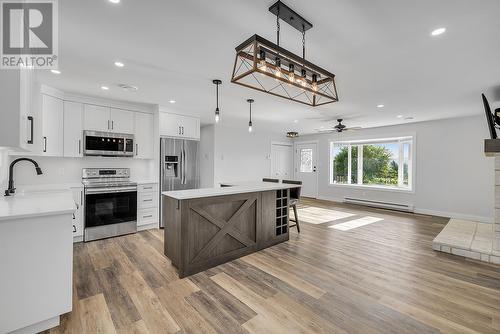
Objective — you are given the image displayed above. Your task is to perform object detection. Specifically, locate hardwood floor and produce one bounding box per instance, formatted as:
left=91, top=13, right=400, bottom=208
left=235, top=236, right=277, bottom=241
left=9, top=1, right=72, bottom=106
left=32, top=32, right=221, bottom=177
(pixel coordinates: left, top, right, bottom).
left=43, top=198, right=500, bottom=334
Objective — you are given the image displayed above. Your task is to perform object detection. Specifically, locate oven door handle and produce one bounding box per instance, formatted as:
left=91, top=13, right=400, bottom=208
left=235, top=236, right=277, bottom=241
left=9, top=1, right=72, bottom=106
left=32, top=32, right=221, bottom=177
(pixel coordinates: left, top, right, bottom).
left=85, top=186, right=137, bottom=194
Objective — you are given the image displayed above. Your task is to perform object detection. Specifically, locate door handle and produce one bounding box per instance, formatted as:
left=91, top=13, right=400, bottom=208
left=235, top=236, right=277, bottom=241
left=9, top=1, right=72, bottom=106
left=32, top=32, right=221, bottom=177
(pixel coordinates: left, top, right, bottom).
left=27, top=116, right=34, bottom=144
left=43, top=136, right=47, bottom=152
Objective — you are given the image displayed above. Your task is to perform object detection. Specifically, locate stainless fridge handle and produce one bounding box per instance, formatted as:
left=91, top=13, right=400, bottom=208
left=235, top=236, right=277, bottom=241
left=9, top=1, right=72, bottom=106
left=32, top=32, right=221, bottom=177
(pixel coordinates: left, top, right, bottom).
left=184, top=148, right=187, bottom=184
left=182, top=148, right=186, bottom=184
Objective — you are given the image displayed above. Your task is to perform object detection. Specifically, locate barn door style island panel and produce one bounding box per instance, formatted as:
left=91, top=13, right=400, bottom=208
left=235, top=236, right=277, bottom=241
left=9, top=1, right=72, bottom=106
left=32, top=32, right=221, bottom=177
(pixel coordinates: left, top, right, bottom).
left=162, top=182, right=300, bottom=278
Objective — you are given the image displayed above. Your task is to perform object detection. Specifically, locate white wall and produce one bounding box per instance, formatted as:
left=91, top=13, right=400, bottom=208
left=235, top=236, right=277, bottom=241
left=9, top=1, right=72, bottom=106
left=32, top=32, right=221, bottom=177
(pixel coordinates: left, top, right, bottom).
left=213, top=119, right=292, bottom=185
left=297, top=115, right=494, bottom=222
left=0, top=155, right=155, bottom=189
left=200, top=125, right=215, bottom=188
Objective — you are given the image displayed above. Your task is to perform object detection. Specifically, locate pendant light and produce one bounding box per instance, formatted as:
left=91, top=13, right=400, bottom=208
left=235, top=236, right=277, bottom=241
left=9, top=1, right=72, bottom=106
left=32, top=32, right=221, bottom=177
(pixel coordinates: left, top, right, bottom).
left=231, top=1, right=338, bottom=107
left=247, top=99, right=254, bottom=133
left=212, top=79, right=222, bottom=123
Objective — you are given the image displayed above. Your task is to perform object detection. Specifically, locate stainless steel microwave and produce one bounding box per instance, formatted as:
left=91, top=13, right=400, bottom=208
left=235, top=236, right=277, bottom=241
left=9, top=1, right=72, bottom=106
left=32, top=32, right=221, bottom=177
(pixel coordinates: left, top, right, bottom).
left=83, top=131, right=135, bottom=157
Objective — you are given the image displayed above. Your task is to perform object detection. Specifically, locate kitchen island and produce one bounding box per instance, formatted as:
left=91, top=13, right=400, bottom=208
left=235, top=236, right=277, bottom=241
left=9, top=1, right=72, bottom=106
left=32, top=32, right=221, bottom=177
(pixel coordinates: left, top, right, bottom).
left=162, top=181, right=300, bottom=278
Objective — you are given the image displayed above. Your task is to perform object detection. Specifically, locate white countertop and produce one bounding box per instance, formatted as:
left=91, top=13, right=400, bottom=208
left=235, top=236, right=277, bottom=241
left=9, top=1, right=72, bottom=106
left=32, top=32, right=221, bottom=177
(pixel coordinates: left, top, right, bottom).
left=0, top=190, right=76, bottom=221
left=162, top=181, right=300, bottom=200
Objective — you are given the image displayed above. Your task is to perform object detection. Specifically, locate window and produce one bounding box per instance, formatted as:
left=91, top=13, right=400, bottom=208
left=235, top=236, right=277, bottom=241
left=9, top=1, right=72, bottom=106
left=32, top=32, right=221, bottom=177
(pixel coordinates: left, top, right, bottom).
left=300, top=148, right=313, bottom=173
left=330, top=137, right=413, bottom=190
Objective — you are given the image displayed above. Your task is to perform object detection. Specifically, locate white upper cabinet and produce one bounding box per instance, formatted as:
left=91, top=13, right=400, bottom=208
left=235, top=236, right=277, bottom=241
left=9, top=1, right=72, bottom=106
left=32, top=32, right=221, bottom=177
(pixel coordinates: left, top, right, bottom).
left=83, top=105, right=135, bottom=134
left=179, top=116, right=200, bottom=139
left=110, top=108, right=135, bottom=134
left=63, top=101, right=83, bottom=157
left=41, top=94, right=64, bottom=156
left=134, top=112, right=154, bottom=160
left=0, top=68, right=42, bottom=152
left=159, top=112, right=200, bottom=140
left=83, top=104, right=110, bottom=132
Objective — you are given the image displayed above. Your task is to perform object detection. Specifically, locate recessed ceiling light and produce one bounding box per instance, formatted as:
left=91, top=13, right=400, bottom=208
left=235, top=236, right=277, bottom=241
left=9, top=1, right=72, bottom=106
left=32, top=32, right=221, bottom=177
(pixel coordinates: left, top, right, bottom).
left=114, top=61, right=124, bottom=68
left=101, top=86, right=109, bottom=90
left=376, top=104, right=384, bottom=108
left=294, top=119, right=299, bottom=123
left=431, top=27, right=446, bottom=36
left=169, top=100, right=176, bottom=104
left=397, top=115, right=403, bottom=118
left=50, top=69, right=61, bottom=74
left=109, top=0, right=120, bottom=3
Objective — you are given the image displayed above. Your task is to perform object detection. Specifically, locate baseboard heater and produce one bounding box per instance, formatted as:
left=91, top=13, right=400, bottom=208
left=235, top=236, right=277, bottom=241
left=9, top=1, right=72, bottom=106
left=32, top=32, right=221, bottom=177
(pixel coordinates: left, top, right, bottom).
left=343, top=197, right=414, bottom=213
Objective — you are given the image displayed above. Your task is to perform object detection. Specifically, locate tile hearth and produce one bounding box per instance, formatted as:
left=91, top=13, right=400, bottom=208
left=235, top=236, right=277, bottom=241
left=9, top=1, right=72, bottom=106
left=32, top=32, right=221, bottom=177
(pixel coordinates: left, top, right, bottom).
left=433, top=219, right=500, bottom=264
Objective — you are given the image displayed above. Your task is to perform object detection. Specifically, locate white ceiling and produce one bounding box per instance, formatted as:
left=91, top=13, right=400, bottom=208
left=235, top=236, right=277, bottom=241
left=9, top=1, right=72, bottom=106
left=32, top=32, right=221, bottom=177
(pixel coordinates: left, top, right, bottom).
left=37, top=0, right=500, bottom=134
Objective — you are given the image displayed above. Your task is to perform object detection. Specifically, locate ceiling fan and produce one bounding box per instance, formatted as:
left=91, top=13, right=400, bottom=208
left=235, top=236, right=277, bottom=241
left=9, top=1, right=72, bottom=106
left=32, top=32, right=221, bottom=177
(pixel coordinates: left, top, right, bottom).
left=316, top=119, right=362, bottom=133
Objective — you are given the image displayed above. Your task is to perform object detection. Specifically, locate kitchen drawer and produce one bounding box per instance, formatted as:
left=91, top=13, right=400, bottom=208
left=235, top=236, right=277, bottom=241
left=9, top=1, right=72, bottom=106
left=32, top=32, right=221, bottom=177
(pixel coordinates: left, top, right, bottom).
left=138, top=192, right=157, bottom=209
left=138, top=183, right=158, bottom=193
left=138, top=208, right=158, bottom=226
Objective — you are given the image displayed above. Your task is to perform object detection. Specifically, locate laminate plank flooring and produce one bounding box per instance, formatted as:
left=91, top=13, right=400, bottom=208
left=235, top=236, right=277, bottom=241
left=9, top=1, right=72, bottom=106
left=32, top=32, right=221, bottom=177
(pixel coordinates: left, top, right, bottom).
left=42, top=198, right=500, bottom=334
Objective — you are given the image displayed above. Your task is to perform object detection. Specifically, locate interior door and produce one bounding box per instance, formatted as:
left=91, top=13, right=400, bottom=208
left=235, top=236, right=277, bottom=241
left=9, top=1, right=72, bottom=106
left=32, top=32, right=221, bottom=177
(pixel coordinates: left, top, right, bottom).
left=295, top=142, right=318, bottom=198
left=271, top=144, right=293, bottom=179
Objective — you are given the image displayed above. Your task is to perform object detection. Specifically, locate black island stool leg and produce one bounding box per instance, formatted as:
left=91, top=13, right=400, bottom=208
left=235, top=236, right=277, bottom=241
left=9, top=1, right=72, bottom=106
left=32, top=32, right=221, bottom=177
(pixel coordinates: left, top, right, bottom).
left=282, top=180, right=302, bottom=233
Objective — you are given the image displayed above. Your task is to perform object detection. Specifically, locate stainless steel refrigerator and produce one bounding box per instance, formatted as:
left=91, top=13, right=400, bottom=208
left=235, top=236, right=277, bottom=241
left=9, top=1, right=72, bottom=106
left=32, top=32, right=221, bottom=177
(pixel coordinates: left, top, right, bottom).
left=159, top=138, right=200, bottom=228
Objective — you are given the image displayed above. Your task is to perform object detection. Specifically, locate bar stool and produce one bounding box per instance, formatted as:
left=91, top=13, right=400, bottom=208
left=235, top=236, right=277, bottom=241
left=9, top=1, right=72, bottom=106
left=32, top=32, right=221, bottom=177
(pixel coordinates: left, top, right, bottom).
left=282, top=180, right=302, bottom=233
left=262, top=178, right=279, bottom=183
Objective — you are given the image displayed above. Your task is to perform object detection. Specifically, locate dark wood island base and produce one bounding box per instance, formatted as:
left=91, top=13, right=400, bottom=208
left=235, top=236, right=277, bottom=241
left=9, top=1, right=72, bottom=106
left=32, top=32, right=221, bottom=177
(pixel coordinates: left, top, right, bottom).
left=163, top=184, right=296, bottom=278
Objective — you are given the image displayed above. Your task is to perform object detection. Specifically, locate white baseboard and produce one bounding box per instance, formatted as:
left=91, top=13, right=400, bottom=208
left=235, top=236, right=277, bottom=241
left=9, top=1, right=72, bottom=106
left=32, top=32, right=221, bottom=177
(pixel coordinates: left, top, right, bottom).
left=316, top=195, right=493, bottom=223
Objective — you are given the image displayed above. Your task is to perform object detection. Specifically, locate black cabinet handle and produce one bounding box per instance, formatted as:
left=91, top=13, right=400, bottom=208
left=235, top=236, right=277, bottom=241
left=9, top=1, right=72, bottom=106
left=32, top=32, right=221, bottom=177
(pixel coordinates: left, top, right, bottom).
left=143, top=199, right=153, bottom=202
left=136, top=144, right=138, bottom=156
left=73, top=225, right=76, bottom=232
left=78, top=139, right=81, bottom=155
left=27, top=116, right=34, bottom=144
left=43, top=136, right=47, bottom=152
left=143, top=215, right=153, bottom=219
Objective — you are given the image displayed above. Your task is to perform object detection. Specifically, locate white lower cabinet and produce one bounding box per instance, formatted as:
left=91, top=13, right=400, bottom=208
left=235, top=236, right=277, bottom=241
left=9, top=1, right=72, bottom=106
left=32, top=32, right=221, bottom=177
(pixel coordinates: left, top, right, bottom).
left=71, top=187, right=84, bottom=240
left=137, top=183, right=159, bottom=228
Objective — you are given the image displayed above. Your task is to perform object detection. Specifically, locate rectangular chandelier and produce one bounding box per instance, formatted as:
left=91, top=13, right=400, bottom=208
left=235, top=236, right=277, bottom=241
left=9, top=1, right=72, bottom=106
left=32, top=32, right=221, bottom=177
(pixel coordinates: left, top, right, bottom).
left=231, top=34, right=338, bottom=107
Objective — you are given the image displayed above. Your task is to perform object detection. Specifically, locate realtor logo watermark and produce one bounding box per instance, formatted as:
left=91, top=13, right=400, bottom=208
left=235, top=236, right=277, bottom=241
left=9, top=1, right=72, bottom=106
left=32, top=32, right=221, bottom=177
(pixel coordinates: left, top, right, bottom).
left=1, top=0, right=58, bottom=69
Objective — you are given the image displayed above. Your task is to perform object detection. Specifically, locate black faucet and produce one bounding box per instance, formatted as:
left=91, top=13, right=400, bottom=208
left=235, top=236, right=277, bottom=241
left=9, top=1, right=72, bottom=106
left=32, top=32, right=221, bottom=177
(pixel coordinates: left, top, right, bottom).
left=4, top=158, right=43, bottom=196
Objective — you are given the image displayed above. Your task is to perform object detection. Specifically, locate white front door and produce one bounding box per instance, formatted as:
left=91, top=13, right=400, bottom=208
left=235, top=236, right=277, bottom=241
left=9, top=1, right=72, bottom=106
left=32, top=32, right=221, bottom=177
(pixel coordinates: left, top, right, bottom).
left=271, top=143, right=293, bottom=179
left=295, top=142, right=318, bottom=198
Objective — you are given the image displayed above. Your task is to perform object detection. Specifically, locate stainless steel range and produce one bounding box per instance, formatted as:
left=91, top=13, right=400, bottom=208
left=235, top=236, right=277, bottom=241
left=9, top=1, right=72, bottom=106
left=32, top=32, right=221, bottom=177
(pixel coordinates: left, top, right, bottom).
left=82, top=168, right=137, bottom=242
